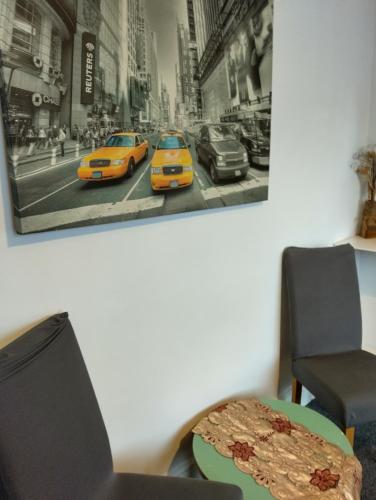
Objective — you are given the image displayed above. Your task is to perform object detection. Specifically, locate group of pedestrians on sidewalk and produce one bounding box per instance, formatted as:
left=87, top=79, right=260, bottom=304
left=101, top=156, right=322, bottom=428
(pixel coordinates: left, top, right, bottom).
left=11, top=121, right=145, bottom=162
left=71, top=124, right=118, bottom=149
left=12, top=123, right=67, bottom=158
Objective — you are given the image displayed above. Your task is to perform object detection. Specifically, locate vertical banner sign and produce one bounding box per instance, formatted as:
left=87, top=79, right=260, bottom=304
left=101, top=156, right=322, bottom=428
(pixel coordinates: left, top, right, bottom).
left=81, top=32, right=96, bottom=104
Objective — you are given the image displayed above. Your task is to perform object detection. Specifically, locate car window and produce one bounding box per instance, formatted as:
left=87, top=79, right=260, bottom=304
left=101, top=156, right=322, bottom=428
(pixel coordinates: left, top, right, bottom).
left=208, top=126, right=236, bottom=142
left=157, top=135, right=187, bottom=150
left=139, top=135, right=145, bottom=143
left=105, top=135, right=135, bottom=147
left=201, top=127, right=209, bottom=141
left=135, top=136, right=140, bottom=146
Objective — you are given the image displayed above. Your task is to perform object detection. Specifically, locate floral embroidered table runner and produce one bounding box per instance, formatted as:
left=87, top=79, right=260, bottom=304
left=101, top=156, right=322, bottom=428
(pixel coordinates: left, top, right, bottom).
left=192, top=399, right=362, bottom=499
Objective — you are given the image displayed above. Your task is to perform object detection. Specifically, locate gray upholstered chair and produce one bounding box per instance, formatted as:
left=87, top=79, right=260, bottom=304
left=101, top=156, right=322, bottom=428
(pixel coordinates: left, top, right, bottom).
left=282, top=244, right=376, bottom=446
left=0, top=313, right=243, bottom=500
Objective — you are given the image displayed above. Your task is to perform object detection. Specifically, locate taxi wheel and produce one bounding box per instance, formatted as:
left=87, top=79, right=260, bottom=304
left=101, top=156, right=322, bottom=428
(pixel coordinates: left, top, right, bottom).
left=127, top=158, right=135, bottom=178
left=210, top=161, right=219, bottom=184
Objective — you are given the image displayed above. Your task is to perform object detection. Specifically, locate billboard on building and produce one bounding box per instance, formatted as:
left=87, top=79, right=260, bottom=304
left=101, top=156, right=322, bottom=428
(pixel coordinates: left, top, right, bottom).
left=0, top=0, right=273, bottom=235
left=221, top=0, right=273, bottom=170
left=225, top=0, right=273, bottom=106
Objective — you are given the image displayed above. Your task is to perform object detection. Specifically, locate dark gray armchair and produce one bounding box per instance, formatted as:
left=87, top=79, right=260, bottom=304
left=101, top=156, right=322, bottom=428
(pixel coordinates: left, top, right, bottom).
left=282, top=244, right=376, bottom=446
left=0, top=313, right=243, bottom=500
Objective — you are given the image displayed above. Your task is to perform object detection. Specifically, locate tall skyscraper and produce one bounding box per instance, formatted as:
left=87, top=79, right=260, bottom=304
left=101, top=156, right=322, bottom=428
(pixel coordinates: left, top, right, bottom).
left=119, top=0, right=130, bottom=127
left=127, top=0, right=147, bottom=127
left=175, top=21, right=200, bottom=127
left=149, top=31, right=160, bottom=126
left=191, top=0, right=207, bottom=62
left=98, top=0, right=122, bottom=127
left=124, top=0, right=160, bottom=130
left=174, top=63, right=185, bottom=128
left=186, top=0, right=196, bottom=43
left=160, top=81, right=170, bottom=126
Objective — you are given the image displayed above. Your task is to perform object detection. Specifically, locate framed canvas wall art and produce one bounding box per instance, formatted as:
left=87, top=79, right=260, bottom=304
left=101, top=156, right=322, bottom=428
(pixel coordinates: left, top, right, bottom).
left=0, top=0, right=273, bottom=234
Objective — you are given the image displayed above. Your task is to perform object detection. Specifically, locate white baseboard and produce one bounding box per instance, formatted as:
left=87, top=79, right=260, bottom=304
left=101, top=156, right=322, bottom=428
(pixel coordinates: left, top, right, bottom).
left=364, top=346, right=376, bottom=355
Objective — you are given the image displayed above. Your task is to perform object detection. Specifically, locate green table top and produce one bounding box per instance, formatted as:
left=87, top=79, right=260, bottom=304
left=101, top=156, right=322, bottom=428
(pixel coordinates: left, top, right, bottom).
left=192, top=399, right=353, bottom=500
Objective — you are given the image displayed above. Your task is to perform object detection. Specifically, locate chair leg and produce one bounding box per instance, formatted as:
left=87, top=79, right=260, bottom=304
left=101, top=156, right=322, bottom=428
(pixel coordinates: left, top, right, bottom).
left=345, top=427, right=355, bottom=447
left=292, top=377, right=302, bottom=404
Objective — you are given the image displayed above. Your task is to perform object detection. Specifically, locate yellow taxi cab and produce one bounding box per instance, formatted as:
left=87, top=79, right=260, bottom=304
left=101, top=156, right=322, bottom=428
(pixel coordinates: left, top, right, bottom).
left=77, top=132, right=148, bottom=181
left=165, top=128, right=184, bottom=136
left=150, top=134, right=193, bottom=191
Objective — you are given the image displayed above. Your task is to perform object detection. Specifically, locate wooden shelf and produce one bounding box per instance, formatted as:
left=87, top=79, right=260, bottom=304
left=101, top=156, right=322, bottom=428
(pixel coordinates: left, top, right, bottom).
left=335, top=236, right=376, bottom=252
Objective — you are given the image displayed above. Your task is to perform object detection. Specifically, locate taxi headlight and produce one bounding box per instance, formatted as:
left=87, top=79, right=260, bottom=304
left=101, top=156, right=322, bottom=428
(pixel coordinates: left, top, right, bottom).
left=217, top=155, right=224, bottom=161
left=80, top=160, right=90, bottom=167
left=183, top=165, right=193, bottom=172
left=151, top=167, right=162, bottom=174
left=243, top=152, right=248, bottom=161
left=111, top=159, right=123, bottom=166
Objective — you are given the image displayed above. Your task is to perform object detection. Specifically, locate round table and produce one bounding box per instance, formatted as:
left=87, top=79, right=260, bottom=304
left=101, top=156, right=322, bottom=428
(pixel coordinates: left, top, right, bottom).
left=192, top=399, right=354, bottom=500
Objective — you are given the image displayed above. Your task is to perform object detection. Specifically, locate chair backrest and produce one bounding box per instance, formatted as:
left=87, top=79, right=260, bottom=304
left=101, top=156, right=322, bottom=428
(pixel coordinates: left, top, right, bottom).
left=0, top=313, right=113, bottom=500
left=282, top=245, right=362, bottom=360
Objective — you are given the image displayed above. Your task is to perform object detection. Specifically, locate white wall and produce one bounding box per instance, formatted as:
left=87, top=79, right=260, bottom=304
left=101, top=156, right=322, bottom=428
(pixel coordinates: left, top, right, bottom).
left=361, top=0, right=376, bottom=353
left=0, top=0, right=375, bottom=474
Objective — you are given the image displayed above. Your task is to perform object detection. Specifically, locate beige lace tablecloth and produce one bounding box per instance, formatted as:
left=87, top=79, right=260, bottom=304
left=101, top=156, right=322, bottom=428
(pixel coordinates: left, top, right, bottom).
left=193, top=399, right=362, bottom=499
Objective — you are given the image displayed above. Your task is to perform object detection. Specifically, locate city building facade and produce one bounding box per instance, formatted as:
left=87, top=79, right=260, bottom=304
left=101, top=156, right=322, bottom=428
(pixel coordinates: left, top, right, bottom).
left=0, top=0, right=76, bottom=140
left=175, top=21, right=200, bottom=128
left=127, top=0, right=148, bottom=128
left=190, top=0, right=207, bottom=61
left=192, top=0, right=273, bottom=123
left=174, top=63, right=185, bottom=128
left=97, top=0, right=122, bottom=128
left=149, top=31, right=160, bottom=127
left=137, top=2, right=159, bottom=130
left=160, top=81, right=170, bottom=127
left=119, top=0, right=130, bottom=128
left=137, top=0, right=149, bottom=128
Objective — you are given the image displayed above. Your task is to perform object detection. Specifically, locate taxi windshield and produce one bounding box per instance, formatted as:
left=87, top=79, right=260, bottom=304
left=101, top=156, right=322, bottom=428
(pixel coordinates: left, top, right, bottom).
left=157, top=136, right=187, bottom=150
left=105, top=135, right=134, bottom=147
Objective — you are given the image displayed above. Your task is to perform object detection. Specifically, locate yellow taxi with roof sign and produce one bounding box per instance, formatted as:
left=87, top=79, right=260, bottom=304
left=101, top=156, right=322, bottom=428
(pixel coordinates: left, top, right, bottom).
left=77, top=132, right=148, bottom=181
left=150, top=134, right=193, bottom=191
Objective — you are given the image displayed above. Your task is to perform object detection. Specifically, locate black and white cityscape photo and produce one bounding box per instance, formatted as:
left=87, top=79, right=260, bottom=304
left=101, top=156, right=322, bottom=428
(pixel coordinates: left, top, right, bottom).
left=0, top=0, right=273, bottom=234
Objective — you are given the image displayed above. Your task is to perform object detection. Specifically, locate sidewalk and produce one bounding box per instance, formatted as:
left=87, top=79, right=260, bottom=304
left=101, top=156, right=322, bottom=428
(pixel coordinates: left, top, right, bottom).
left=11, top=140, right=91, bottom=165
left=10, top=133, right=156, bottom=178
left=10, top=142, right=92, bottom=179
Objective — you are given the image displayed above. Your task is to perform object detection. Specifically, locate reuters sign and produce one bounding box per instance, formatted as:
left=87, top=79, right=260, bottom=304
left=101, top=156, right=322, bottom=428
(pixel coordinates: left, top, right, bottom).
left=81, top=32, right=96, bottom=105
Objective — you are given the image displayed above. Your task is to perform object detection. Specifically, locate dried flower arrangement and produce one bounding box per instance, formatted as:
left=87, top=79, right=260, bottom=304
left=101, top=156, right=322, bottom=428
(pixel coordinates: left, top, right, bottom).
left=353, top=146, right=376, bottom=238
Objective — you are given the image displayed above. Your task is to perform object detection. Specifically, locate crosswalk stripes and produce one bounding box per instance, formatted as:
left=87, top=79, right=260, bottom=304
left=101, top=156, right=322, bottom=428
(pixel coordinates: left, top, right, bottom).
left=18, top=195, right=165, bottom=233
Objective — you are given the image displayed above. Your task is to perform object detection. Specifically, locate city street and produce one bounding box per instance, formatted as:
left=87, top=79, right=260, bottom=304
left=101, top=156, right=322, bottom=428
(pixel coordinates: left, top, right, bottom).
left=13, top=133, right=268, bottom=233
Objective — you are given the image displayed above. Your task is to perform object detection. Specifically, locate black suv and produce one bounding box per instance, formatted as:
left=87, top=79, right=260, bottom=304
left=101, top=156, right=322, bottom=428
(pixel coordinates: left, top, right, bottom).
left=230, top=122, right=270, bottom=169
left=196, top=124, right=249, bottom=183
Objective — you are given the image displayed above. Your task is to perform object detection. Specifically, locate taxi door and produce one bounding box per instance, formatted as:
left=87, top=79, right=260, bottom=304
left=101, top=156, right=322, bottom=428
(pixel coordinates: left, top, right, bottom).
left=139, top=135, right=148, bottom=159
left=135, top=135, right=145, bottom=163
